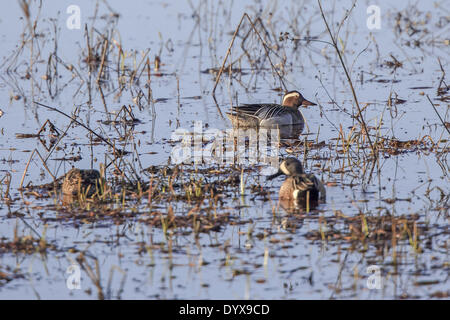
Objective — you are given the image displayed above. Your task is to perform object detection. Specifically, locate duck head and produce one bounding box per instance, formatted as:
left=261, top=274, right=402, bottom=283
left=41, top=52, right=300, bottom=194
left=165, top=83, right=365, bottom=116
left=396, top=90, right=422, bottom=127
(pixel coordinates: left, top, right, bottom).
left=282, top=90, right=316, bottom=108
left=267, top=157, right=305, bottom=180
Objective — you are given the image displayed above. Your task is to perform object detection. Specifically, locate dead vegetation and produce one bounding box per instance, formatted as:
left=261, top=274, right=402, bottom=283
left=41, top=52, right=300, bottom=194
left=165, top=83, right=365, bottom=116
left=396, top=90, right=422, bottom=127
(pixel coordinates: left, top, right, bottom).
left=0, top=0, right=448, bottom=299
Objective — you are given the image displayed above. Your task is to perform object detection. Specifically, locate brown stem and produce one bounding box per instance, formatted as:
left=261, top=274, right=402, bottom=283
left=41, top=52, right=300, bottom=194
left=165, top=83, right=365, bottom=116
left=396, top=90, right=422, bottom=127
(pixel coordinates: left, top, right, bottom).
left=318, top=0, right=376, bottom=158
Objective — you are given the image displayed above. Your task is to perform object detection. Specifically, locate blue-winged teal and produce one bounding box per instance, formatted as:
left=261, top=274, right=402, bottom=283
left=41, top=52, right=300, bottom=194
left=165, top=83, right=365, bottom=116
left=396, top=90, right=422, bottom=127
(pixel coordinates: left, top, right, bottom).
left=227, top=90, right=316, bottom=128
left=268, top=158, right=326, bottom=208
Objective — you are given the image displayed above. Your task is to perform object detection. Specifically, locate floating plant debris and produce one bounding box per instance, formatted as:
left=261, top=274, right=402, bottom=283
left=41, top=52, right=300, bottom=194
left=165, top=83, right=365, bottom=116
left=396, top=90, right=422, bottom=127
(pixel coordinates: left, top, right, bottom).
left=0, top=0, right=447, bottom=301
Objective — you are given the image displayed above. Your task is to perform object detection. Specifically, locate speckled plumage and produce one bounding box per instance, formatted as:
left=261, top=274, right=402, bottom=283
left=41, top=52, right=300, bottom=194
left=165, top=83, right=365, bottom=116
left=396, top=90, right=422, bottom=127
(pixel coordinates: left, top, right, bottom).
left=61, top=168, right=102, bottom=197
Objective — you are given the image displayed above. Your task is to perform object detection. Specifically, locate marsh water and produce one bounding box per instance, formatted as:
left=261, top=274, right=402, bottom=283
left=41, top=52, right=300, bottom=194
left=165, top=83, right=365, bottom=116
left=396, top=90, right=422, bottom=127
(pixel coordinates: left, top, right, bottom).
left=0, top=0, right=448, bottom=299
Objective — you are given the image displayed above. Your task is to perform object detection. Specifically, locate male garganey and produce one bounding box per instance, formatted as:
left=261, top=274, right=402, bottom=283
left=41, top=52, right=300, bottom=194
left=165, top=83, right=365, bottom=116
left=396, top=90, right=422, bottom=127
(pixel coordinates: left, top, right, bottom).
left=227, top=90, right=316, bottom=128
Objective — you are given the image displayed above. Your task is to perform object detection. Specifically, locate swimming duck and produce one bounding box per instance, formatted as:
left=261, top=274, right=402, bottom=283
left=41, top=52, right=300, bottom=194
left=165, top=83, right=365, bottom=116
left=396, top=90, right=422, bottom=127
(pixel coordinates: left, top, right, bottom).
left=227, top=90, right=316, bottom=128
left=268, top=157, right=326, bottom=209
left=62, top=168, right=103, bottom=197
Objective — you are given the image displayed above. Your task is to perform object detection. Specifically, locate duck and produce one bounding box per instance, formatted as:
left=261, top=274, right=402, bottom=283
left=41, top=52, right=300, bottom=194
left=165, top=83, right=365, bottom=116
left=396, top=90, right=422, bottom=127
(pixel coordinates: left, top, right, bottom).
left=227, top=90, right=316, bottom=128
left=62, top=168, right=103, bottom=197
left=267, top=157, right=326, bottom=210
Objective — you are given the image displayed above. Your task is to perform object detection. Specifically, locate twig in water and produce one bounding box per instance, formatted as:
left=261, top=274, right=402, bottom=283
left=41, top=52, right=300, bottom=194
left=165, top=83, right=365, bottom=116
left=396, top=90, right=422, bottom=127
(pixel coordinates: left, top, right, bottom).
left=20, top=149, right=56, bottom=189
left=426, top=95, right=450, bottom=135
left=34, top=101, right=126, bottom=156
left=317, top=0, right=376, bottom=158
left=212, top=13, right=287, bottom=97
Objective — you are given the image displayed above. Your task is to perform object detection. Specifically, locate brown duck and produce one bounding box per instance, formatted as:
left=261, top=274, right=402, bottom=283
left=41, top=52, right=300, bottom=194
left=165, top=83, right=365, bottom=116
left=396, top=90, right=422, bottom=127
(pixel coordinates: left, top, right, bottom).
left=268, top=157, right=326, bottom=210
left=61, top=168, right=103, bottom=197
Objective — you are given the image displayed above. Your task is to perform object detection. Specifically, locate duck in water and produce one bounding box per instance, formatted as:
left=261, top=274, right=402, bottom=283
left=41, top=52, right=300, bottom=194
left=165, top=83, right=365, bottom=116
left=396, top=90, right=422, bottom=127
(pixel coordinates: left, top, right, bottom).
left=267, top=157, right=326, bottom=211
left=62, top=168, right=103, bottom=197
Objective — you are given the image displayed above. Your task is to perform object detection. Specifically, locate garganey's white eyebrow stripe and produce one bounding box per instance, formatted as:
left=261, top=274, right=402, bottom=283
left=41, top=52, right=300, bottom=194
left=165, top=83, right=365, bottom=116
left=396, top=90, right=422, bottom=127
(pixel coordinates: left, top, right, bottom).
left=282, top=92, right=300, bottom=103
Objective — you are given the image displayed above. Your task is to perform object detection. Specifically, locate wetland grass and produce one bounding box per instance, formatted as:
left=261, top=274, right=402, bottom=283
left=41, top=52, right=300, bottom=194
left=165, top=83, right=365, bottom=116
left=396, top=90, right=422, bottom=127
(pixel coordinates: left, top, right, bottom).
left=0, top=0, right=448, bottom=300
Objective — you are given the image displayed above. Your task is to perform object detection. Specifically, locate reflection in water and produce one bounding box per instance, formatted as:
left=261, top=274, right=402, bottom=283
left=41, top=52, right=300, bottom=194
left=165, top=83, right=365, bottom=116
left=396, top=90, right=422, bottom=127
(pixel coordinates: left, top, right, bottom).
left=0, top=0, right=447, bottom=300
left=279, top=177, right=321, bottom=211
left=230, top=122, right=304, bottom=139
left=278, top=194, right=318, bottom=214
left=273, top=123, right=304, bottom=139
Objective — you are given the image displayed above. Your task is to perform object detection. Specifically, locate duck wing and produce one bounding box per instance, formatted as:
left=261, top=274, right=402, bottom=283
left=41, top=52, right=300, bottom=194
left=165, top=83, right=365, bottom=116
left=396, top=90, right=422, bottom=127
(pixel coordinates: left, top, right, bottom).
left=294, top=174, right=326, bottom=201
left=293, top=174, right=315, bottom=192
left=254, top=104, right=292, bottom=121
left=230, top=104, right=281, bottom=117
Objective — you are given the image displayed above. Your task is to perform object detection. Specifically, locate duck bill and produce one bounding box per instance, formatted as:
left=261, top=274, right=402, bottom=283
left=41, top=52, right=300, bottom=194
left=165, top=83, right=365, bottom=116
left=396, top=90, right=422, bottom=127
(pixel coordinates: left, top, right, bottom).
left=267, top=170, right=283, bottom=181
left=302, top=99, right=317, bottom=106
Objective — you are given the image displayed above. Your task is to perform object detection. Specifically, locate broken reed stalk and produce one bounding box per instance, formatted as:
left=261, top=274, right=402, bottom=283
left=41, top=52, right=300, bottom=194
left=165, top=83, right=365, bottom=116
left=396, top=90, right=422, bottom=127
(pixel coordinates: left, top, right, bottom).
left=212, top=95, right=225, bottom=118
left=1, top=172, right=11, bottom=201
left=212, top=13, right=287, bottom=96
left=33, top=101, right=125, bottom=156
left=146, top=57, right=153, bottom=105
left=317, top=0, right=376, bottom=158
left=20, top=149, right=56, bottom=189
left=43, top=119, right=75, bottom=163
left=176, top=75, right=181, bottom=112
left=78, top=254, right=104, bottom=300
left=98, top=84, right=110, bottom=114
left=426, top=95, right=450, bottom=135
left=84, top=24, right=91, bottom=72
left=96, top=38, right=108, bottom=84
left=129, top=48, right=150, bottom=87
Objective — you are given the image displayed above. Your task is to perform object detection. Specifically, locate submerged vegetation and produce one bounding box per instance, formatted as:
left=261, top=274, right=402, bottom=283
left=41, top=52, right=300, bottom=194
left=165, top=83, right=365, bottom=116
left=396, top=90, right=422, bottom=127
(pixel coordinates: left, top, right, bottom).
left=0, top=0, right=448, bottom=299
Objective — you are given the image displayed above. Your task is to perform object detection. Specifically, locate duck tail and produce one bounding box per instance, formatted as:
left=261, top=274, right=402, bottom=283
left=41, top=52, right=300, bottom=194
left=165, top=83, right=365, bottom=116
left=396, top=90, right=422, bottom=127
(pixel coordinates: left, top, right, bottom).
left=315, top=177, right=327, bottom=202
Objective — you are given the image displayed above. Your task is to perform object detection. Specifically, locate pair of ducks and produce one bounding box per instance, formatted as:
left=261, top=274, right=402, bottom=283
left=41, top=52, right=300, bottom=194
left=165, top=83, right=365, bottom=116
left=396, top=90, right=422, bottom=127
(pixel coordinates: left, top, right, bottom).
left=228, top=90, right=325, bottom=209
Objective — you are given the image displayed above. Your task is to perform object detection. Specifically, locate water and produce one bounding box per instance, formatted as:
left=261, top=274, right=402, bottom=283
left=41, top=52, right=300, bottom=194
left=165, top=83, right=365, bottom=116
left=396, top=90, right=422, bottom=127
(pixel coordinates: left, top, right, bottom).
left=0, top=0, right=448, bottom=299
